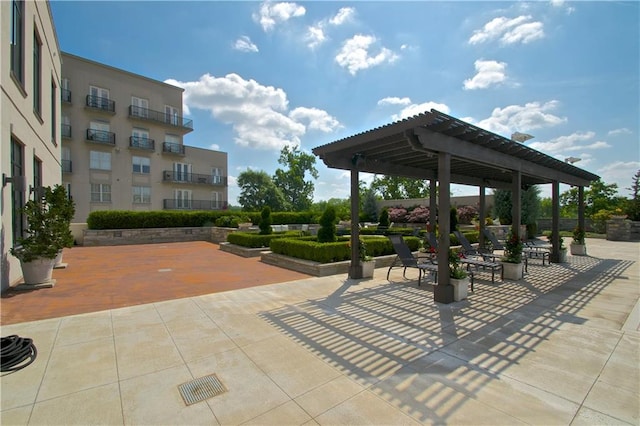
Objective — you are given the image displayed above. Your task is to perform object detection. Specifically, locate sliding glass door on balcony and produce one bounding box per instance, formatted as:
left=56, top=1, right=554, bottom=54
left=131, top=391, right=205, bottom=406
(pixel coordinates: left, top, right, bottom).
left=173, top=162, right=191, bottom=182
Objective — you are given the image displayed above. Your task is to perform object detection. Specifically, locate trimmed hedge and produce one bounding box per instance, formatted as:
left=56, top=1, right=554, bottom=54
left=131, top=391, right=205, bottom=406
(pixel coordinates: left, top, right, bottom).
left=226, top=231, right=303, bottom=248
left=269, top=236, right=420, bottom=263
left=87, top=210, right=318, bottom=230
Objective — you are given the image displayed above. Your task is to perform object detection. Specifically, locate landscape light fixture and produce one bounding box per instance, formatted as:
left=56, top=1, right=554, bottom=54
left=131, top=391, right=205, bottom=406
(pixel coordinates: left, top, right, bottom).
left=565, top=157, right=581, bottom=164
left=511, top=132, right=534, bottom=143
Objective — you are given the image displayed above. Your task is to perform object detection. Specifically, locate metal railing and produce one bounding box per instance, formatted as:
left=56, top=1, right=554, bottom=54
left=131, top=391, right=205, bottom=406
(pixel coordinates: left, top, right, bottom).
left=129, top=136, right=155, bottom=150
left=162, top=142, right=185, bottom=155
left=61, top=124, right=72, bottom=138
left=162, top=170, right=226, bottom=185
left=61, top=89, right=71, bottom=103
left=86, top=95, right=115, bottom=113
left=62, top=159, right=72, bottom=173
left=128, top=105, right=193, bottom=130
left=163, top=199, right=227, bottom=210
left=86, top=128, right=116, bottom=145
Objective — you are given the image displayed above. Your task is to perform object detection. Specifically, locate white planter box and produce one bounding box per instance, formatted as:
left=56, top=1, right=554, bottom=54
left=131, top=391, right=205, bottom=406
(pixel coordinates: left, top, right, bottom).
left=450, top=277, right=470, bottom=301
left=502, top=261, right=524, bottom=280
left=570, top=244, right=587, bottom=256
left=361, top=260, right=375, bottom=278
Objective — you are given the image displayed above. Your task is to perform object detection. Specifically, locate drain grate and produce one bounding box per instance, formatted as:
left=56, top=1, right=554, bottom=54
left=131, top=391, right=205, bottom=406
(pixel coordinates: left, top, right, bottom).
left=178, top=374, right=227, bottom=406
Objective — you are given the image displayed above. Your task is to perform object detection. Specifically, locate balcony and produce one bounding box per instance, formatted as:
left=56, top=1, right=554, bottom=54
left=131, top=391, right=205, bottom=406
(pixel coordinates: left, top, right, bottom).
left=86, top=128, right=116, bottom=145
left=128, top=105, right=193, bottom=132
left=86, top=95, right=115, bottom=113
left=61, top=89, right=71, bottom=103
left=162, top=142, right=185, bottom=155
left=162, top=170, right=226, bottom=185
left=62, top=160, right=72, bottom=173
left=62, top=124, right=72, bottom=139
left=129, top=136, right=155, bottom=151
left=163, top=199, right=227, bottom=210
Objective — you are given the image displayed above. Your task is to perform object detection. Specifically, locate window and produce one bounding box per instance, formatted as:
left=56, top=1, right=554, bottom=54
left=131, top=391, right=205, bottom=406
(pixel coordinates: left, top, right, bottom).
left=165, top=105, right=179, bottom=125
left=33, top=30, right=42, bottom=116
left=131, top=96, right=149, bottom=118
left=131, top=128, right=151, bottom=149
left=62, top=115, right=71, bottom=138
left=173, top=162, right=191, bottom=182
left=88, top=120, right=111, bottom=143
left=51, top=78, right=57, bottom=144
left=11, top=137, right=25, bottom=243
left=33, top=157, right=42, bottom=189
left=212, top=167, right=223, bottom=184
left=63, top=182, right=72, bottom=200
left=132, top=156, right=150, bottom=174
left=212, top=191, right=222, bottom=209
left=10, top=0, right=25, bottom=84
left=174, top=189, right=191, bottom=209
left=61, top=78, right=70, bottom=102
left=91, top=184, right=111, bottom=202
left=90, top=151, right=111, bottom=170
left=89, top=86, right=109, bottom=109
left=62, top=146, right=71, bottom=173
left=165, top=134, right=179, bottom=144
left=133, top=186, right=151, bottom=204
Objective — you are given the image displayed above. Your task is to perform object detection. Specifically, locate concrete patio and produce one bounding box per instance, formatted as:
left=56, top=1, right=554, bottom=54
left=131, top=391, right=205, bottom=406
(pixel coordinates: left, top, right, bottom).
left=1, top=238, right=638, bottom=425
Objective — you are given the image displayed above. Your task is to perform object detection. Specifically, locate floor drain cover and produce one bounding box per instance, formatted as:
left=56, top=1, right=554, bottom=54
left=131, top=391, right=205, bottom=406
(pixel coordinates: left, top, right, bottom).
left=178, top=374, right=227, bottom=406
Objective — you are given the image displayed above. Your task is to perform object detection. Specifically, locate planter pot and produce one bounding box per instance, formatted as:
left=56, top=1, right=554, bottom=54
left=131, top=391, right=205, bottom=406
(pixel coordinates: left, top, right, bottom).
left=502, top=261, right=524, bottom=280
left=570, top=244, right=587, bottom=256
left=361, top=260, right=375, bottom=278
left=20, top=257, right=56, bottom=284
left=450, top=277, right=470, bottom=301
left=559, top=249, right=567, bottom=263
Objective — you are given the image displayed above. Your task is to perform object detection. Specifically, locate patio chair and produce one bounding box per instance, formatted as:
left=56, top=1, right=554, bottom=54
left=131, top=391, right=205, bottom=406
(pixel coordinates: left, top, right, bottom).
left=453, top=231, right=497, bottom=261
left=482, top=228, right=505, bottom=252
left=387, top=234, right=438, bottom=286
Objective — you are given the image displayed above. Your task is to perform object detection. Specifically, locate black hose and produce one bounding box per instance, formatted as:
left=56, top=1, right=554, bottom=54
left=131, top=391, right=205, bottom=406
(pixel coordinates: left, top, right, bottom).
left=1, top=335, right=37, bottom=372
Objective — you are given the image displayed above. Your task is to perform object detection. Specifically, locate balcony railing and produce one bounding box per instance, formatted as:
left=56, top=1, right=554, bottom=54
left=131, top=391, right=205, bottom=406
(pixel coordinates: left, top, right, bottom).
left=129, top=136, right=155, bottom=151
left=86, top=95, right=115, bottom=113
left=62, top=124, right=72, bottom=138
left=162, top=170, right=226, bottom=185
left=61, top=89, right=71, bottom=103
left=163, top=199, right=227, bottom=210
left=162, top=142, right=185, bottom=155
left=62, top=159, right=72, bottom=173
left=86, top=128, right=116, bottom=145
left=128, top=105, right=193, bottom=131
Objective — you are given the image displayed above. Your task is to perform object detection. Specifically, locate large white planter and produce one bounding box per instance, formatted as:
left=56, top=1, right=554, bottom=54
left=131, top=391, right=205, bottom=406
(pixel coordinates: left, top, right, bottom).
left=559, top=249, right=568, bottom=263
left=570, top=244, right=586, bottom=256
left=450, top=277, right=470, bottom=301
left=361, top=260, right=375, bottom=278
left=20, top=257, right=56, bottom=284
left=502, top=261, right=524, bottom=280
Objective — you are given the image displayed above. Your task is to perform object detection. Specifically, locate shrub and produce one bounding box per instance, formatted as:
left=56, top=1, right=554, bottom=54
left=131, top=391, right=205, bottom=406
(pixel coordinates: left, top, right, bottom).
left=449, top=207, right=459, bottom=233
left=378, top=208, right=390, bottom=228
left=227, top=231, right=300, bottom=248
left=456, top=205, right=478, bottom=225
left=387, top=207, right=408, bottom=223
left=406, top=205, right=429, bottom=223
left=502, top=231, right=523, bottom=264
left=317, top=206, right=337, bottom=243
left=259, top=206, right=273, bottom=235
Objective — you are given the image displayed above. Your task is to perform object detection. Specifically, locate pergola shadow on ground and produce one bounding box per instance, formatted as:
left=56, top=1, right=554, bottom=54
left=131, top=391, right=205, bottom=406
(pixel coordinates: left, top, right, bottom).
left=312, top=109, right=600, bottom=303
left=260, top=256, right=636, bottom=424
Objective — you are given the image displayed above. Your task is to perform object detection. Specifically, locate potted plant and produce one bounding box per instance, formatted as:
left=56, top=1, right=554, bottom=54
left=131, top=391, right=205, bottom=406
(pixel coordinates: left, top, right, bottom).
left=570, top=226, right=587, bottom=256
left=449, top=248, right=469, bottom=301
left=501, top=231, right=524, bottom=280
left=547, top=232, right=567, bottom=262
left=359, top=238, right=375, bottom=278
left=9, top=185, right=74, bottom=285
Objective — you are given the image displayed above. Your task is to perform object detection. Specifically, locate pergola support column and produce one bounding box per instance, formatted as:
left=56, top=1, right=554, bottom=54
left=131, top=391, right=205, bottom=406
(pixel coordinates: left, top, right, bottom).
left=435, top=152, right=454, bottom=304
left=550, top=180, right=561, bottom=263
left=479, top=185, right=486, bottom=249
left=349, top=168, right=362, bottom=279
left=512, top=171, right=522, bottom=240
left=429, top=178, right=437, bottom=234
left=578, top=186, right=585, bottom=231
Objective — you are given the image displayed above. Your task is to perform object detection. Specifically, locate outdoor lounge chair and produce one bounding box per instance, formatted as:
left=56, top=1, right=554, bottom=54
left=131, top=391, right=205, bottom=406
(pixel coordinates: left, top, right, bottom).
left=387, top=234, right=438, bottom=286
left=453, top=230, right=497, bottom=261
left=482, top=228, right=505, bottom=252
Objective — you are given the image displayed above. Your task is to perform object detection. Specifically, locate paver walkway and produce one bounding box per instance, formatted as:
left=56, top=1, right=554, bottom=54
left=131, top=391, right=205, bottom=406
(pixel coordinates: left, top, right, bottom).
left=1, top=241, right=310, bottom=325
left=1, top=238, right=638, bottom=425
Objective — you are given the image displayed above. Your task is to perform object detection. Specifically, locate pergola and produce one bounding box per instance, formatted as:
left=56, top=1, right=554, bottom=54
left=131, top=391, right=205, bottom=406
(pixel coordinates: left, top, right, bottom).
left=312, top=109, right=600, bottom=303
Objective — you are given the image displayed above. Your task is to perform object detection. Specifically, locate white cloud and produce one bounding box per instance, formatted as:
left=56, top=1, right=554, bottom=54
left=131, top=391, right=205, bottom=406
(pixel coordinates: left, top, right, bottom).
left=329, top=7, right=355, bottom=25
left=306, top=25, right=326, bottom=49
left=608, top=127, right=632, bottom=136
left=335, top=34, right=399, bottom=75
left=550, top=0, right=576, bottom=15
left=253, top=1, right=306, bottom=32
left=528, top=131, right=604, bottom=153
left=165, top=73, right=340, bottom=150
left=289, top=107, right=341, bottom=132
left=233, top=36, right=259, bottom=53
left=476, top=100, right=566, bottom=135
left=463, top=59, right=508, bottom=90
left=597, top=161, right=640, bottom=193
left=377, top=97, right=411, bottom=106
left=209, top=143, right=221, bottom=151
left=391, top=101, right=450, bottom=121
left=469, top=15, right=544, bottom=45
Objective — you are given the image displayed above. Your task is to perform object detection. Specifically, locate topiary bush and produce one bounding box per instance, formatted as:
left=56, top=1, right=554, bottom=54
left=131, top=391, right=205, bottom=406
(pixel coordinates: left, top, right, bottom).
left=317, top=206, right=337, bottom=243
left=259, top=206, right=273, bottom=235
left=378, top=208, right=390, bottom=228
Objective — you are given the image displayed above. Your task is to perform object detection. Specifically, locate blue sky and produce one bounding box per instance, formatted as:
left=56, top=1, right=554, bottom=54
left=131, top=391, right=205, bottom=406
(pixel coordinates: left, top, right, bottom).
left=51, top=1, right=639, bottom=205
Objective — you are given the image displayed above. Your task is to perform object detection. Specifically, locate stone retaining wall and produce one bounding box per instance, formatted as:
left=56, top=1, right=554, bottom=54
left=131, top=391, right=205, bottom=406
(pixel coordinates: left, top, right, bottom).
left=606, top=218, right=640, bottom=241
left=83, top=226, right=236, bottom=246
left=260, top=252, right=398, bottom=277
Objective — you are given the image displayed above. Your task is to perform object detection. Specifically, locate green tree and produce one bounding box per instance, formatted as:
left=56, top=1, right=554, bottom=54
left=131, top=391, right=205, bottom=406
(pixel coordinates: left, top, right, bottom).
left=237, top=170, right=289, bottom=211
left=492, top=186, right=541, bottom=226
left=362, top=189, right=379, bottom=222
left=273, top=145, right=319, bottom=211
left=625, top=170, right=640, bottom=220
left=370, top=175, right=430, bottom=200
left=317, top=205, right=337, bottom=243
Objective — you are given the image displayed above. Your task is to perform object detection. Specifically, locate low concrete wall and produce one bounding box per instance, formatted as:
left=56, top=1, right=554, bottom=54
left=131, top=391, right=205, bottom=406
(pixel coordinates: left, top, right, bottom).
left=82, top=226, right=236, bottom=246
left=537, top=218, right=595, bottom=233
left=219, top=242, right=269, bottom=258
left=261, top=252, right=398, bottom=277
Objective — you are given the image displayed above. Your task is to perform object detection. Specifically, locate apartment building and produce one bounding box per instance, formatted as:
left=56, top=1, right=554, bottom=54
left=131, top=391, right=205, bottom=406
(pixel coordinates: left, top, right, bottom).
left=1, top=0, right=62, bottom=291
left=60, top=53, right=228, bottom=223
